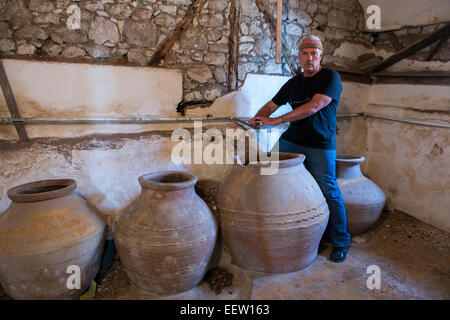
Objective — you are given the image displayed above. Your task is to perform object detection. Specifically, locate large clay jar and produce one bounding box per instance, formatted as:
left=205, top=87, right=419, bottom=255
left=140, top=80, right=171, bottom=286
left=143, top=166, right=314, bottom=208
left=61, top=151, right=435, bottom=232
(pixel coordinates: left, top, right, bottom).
left=114, top=171, right=217, bottom=295
left=218, top=153, right=329, bottom=273
left=0, top=179, right=106, bottom=300
left=336, top=155, right=386, bottom=236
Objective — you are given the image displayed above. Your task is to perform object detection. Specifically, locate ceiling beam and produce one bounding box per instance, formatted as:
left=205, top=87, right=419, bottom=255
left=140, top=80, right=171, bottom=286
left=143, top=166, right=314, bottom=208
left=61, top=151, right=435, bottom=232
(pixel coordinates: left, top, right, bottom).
left=148, top=0, right=208, bottom=66
left=364, top=23, right=450, bottom=74
left=276, top=0, right=282, bottom=64
left=227, top=0, right=240, bottom=92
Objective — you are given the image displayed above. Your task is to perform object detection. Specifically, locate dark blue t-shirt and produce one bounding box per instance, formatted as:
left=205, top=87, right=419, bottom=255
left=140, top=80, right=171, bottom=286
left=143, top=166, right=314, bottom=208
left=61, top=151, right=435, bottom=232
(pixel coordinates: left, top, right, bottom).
left=272, top=66, right=343, bottom=150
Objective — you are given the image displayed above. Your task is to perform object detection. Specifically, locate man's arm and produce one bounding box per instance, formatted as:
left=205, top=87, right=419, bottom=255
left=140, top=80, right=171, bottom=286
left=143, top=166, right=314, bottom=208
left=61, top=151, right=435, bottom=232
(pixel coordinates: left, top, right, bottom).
left=248, top=100, right=280, bottom=126
left=252, top=93, right=332, bottom=126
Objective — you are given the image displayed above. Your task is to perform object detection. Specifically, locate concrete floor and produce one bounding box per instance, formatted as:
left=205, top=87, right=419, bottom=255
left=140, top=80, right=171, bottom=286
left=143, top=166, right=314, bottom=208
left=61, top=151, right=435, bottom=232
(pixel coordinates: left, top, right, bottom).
left=89, top=210, right=449, bottom=300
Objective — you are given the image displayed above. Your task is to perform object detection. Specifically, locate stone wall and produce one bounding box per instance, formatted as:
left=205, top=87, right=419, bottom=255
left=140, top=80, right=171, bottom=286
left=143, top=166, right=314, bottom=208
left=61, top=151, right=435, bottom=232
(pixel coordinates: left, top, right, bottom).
left=0, top=0, right=370, bottom=103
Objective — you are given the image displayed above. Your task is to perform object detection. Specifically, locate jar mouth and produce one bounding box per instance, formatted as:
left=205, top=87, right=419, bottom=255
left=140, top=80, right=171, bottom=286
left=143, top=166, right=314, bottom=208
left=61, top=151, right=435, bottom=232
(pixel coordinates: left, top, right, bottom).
left=7, top=179, right=77, bottom=202
left=138, top=171, right=197, bottom=191
left=336, top=155, right=365, bottom=163
left=241, top=152, right=305, bottom=168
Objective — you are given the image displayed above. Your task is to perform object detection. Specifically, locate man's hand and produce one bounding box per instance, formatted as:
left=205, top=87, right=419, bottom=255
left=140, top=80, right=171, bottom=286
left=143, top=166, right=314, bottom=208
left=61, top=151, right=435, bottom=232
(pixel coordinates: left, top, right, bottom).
left=248, top=116, right=283, bottom=127
left=248, top=117, right=262, bottom=126
left=248, top=101, right=280, bottom=127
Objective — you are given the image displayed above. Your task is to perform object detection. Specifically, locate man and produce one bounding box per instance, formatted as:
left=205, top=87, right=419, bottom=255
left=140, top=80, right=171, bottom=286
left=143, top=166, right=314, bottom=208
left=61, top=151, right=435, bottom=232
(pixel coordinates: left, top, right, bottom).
left=248, top=35, right=351, bottom=263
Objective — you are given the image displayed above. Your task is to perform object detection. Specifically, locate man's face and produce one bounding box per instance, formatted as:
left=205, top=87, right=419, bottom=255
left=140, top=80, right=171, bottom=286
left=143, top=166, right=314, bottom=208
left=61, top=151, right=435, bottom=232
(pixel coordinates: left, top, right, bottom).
left=298, top=47, right=323, bottom=75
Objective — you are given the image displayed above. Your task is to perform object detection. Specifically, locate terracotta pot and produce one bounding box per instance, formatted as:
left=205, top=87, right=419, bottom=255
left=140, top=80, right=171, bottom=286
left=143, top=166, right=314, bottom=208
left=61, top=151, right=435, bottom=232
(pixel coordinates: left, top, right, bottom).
left=336, top=155, right=386, bottom=236
left=218, top=153, right=329, bottom=273
left=114, top=171, right=217, bottom=295
left=0, top=179, right=106, bottom=300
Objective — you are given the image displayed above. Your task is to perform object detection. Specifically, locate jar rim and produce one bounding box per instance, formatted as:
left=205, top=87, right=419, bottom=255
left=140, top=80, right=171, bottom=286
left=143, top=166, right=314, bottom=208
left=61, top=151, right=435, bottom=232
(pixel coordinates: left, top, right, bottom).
left=138, top=171, right=197, bottom=191
left=240, top=152, right=305, bottom=168
left=336, top=155, right=365, bottom=163
left=7, top=179, right=77, bottom=202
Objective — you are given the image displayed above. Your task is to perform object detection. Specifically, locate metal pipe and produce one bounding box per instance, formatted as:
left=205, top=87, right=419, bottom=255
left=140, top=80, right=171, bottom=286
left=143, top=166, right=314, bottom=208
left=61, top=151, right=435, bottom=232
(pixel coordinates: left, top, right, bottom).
left=0, top=114, right=363, bottom=125
left=0, top=117, right=247, bottom=125
left=337, top=113, right=362, bottom=118
left=0, top=113, right=449, bottom=129
left=364, top=114, right=450, bottom=129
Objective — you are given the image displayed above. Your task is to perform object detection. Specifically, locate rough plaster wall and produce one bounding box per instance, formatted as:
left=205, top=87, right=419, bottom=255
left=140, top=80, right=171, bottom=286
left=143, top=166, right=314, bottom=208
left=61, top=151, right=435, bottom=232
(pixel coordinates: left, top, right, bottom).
left=369, top=84, right=450, bottom=124
left=365, top=84, right=450, bottom=232
left=336, top=82, right=370, bottom=172
left=0, top=126, right=236, bottom=234
left=184, top=73, right=292, bottom=118
left=0, top=59, right=182, bottom=118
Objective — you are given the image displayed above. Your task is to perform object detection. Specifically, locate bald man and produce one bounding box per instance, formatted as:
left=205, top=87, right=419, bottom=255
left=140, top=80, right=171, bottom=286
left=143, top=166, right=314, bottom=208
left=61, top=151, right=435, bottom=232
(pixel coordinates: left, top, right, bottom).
left=248, top=35, right=351, bottom=263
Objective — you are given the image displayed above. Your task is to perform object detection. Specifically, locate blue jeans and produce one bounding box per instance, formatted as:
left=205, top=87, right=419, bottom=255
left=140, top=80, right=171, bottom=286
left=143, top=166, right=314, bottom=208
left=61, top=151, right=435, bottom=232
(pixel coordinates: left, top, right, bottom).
left=276, top=138, right=351, bottom=248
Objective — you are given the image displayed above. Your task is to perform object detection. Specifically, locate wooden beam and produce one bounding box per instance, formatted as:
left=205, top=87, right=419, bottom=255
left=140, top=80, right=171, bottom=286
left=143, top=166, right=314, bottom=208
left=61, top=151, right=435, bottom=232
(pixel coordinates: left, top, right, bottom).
left=330, top=66, right=450, bottom=85
left=255, top=0, right=297, bottom=75
left=426, top=34, right=449, bottom=61
left=365, top=23, right=450, bottom=74
left=0, top=59, right=28, bottom=141
left=332, top=68, right=372, bottom=84
left=371, top=71, right=450, bottom=85
left=227, top=0, right=240, bottom=92
left=148, top=0, right=208, bottom=66
left=276, top=0, right=282, bottom=64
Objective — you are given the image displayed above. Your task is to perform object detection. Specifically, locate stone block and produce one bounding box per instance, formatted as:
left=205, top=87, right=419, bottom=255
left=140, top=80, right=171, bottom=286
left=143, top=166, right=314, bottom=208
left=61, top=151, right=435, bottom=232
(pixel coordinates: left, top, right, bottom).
left=122, top=20, right=157, bottom=47
left=187, top=65, right=214, bottom=83
left=61, top=45, right=87, bottom=58
left=88, top=16, right=120, bottom=45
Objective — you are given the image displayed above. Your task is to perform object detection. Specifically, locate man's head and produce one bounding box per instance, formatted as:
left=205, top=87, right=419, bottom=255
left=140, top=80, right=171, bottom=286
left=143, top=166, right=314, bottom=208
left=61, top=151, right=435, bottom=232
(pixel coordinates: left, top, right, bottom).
left=298, top=35, right=324, bottom=76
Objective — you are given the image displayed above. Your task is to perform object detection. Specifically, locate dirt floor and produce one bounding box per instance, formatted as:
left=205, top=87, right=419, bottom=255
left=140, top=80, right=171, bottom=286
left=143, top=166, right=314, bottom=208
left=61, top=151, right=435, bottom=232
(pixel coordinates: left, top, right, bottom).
left=0, top=180, right=449, bottom=300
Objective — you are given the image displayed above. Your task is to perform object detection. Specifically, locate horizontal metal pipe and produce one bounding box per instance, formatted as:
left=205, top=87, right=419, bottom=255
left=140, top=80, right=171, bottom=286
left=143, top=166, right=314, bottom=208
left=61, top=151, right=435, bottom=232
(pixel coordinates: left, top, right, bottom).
left=337, top=113, right=450, bottom=129
left=0, top=113, right=448, bottom=129
left=364, top=114, right=450, bottom=129
left=0, top=114, right=362, bottom=125
left=0, top=117, right=246, bottom=125
left=337, top=113, right=363, bottom=118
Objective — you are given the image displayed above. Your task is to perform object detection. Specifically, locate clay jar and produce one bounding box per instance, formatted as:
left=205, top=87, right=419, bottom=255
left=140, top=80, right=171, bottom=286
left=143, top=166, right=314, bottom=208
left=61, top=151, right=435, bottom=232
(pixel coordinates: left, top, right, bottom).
left=218, top=153, right=330, bottom=273
left=0, top=179, right=106, bottom=300
left=336, top=155, right=386, bottom=236
left=114, top=171, right=217, bottom=295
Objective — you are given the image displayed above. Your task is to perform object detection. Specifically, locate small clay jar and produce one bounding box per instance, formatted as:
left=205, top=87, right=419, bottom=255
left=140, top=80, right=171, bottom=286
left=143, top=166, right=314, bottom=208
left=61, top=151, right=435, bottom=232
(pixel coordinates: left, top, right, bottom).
left=336, top=155, right=386, bottom=236
left=114, top=171, right=217, bottom=295
left=0, top=179, right=106, bottom=300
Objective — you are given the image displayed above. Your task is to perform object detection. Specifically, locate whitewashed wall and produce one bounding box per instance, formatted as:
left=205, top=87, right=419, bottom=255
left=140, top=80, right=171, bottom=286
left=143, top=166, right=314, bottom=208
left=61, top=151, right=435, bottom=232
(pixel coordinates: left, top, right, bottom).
left=365, top=84, right=450, bottom=231
left=1, top=59, right=448, bottom=232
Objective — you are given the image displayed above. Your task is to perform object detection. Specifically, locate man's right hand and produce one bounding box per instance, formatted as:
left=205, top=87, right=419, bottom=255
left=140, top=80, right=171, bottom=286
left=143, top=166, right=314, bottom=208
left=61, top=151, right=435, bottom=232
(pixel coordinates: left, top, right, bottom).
left=247, top=117, right=262, bottom=126
left=247, top=100, right=280, bottom=127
